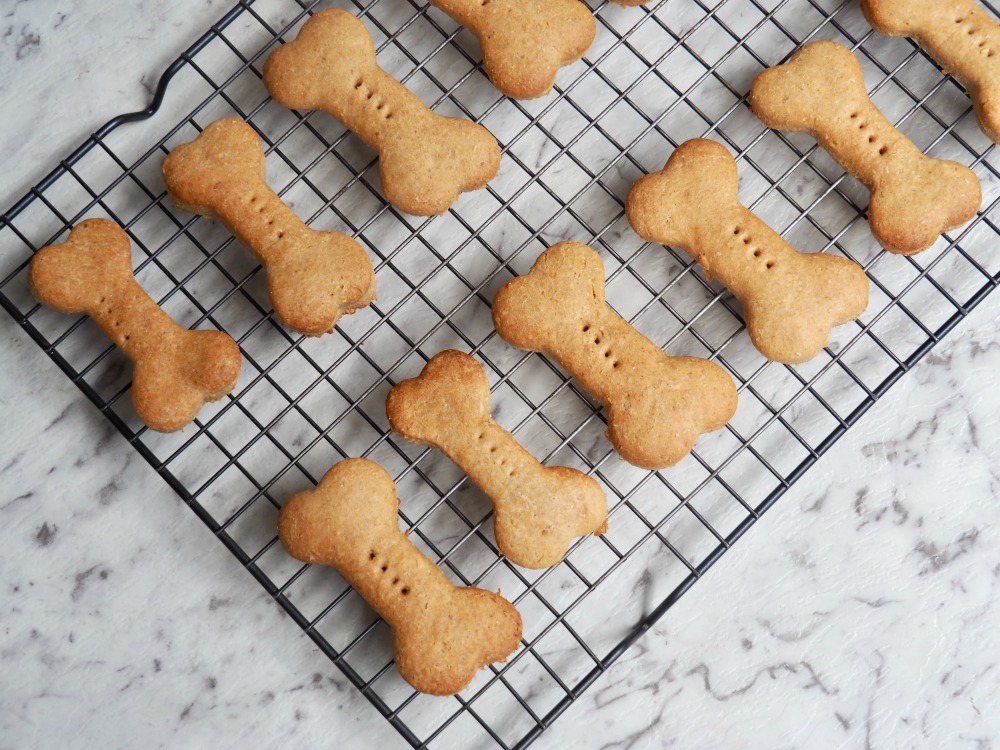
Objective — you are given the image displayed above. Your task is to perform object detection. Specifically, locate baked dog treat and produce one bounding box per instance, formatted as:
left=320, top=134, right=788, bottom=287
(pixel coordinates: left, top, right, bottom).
left=263, top=9, right=501, bottom=216
left=749, top=41, right=982, bottom=255
left=162, top=118, right=375, bottom=336
left=386, top=350, right=608, bottom=569
left=279, top=458, right=522, bottom=696
left=492, top=242, right=738, bottom=470
left=627, top=139, right=870, bottom=364
left=29, top=219, right=241, bottom=432
left=426, top=0, right=596, bottom=99
left=862, top=0, right=1000, bottom=143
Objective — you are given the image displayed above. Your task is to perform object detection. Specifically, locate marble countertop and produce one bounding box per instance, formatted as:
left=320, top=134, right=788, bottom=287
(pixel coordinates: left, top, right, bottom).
left=2, top=1, right=999, bottom=747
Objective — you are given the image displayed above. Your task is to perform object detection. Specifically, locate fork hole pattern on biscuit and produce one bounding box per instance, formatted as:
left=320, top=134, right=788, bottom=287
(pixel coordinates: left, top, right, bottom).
left=477, top=430, right=515, bottom=477
left=732, top=225, right=777, bottom=271
left=956, top=11, right=996, bottom=57
left=97, top=296, right=133, bottom=342
left=248, top=193, right=286, bottom=240
left=368, top=549, right=411, bottom=596
left=354, top=77, right=393, bottom=120
left=849, top=111, right=890, bottom=157
left=580, top=323, right=621, bottom=368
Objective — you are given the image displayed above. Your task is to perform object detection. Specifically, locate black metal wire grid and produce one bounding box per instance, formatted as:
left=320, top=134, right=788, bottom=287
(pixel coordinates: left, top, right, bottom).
left=2, top=0, right=1000, bottom=746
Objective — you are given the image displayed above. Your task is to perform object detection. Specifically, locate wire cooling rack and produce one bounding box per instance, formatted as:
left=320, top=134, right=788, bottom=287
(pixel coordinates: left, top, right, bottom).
left=3, top=0, right=1000, bottom=746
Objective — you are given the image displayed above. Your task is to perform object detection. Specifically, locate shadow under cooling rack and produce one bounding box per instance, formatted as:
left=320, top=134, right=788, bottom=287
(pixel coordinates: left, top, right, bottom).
left=2, top=0, right=1000, bottom=747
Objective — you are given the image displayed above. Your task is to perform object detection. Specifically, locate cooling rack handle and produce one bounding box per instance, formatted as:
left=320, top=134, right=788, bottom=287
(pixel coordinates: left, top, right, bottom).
left=1, top=1, right=253, bottom=227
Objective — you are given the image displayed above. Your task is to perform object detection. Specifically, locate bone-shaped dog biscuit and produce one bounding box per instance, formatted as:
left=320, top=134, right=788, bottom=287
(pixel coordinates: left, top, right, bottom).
left=427, top=0, right=596, bottom=99
left=279, top=458, right=522, bottom=695
left=386, top=350, right=608, bottom=569
left=492, top=242, right=738, bottom=470
left=627, top=139, right=870, bottom=364
left=749, top=41, right=981, bottom=255
left=29, top=219, right=241, bottom=432
left=263, top=9, right=501, bottom=216
left=862, top=0, right=1000, bottom=144
left=162, top=118, right=375, bottom=337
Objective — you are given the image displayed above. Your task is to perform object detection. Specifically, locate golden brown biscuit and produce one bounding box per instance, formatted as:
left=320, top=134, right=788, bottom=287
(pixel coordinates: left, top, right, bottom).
left=29, top=219, right=241, bottom=432
left=749, top=40, right=981, bottom=255
left=162, top=118, right=376, bottom=337
left=386, top=350, right=608, bottom=569
left=627, top=139, right=870, bottom=364
left=427, top=0, right=596, bottom=99
left=263, top=9, right=501, bottom=216
left=279, top=458, right=522, bottom=696
left=492, top=241, right=738, bottom=470
left=862, top=0, right=1000, bottom=143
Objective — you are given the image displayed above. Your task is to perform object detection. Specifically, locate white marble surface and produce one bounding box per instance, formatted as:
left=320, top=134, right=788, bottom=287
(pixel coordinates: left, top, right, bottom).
left=2, top=1, right=1000, bottom=748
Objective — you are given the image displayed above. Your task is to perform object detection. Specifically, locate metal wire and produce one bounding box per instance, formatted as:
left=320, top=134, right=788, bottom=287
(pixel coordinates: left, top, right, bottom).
left=2, top=0, right=999, bottom=747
